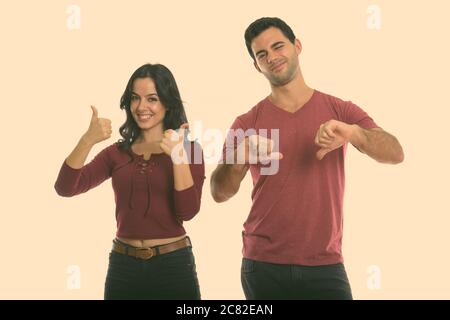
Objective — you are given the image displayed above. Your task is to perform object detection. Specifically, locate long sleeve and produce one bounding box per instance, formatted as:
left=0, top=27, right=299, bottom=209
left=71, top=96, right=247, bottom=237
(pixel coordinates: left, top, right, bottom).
left=54, top=144, right=114, bottom=197
left=173, top=142, right=205, bottom=221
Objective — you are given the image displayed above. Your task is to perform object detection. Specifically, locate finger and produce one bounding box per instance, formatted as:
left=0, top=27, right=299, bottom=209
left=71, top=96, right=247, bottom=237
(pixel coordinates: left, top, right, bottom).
left=318, top=139, right=332, bottom=147
left=258, top=136, right=273, bottom=154
left=159, top=142, right=169, bottom=153
left=318, top=136, right=333, bottom=144
left=319, top=124, right=324, bottom=136
left=99, top=119, right=112, bottom=127
left=258, top=151, right=283, bottom=164
left=178, top=123, right=189, bottom=140
left=324, top=126, right=336, bottom=139
left=317, top=141, right=332, bottom=149
left=100, top=123, right=112, bottom=132
left=266, top=138, right=273, bottom=154
left=321, top=130, right=333, bottom=140
left=248, top=135, right=258, bottom=153
left=160, top=141, right=167, bottom=149
left=90, top=105, right=98, bottom=119
left=171, top=130, right=181, bottom=141
left=316, top=148, right=330, bottom=160
left=164, top=129, right=174, bottom=138
left=270, top=151, right=283, bottom=160
left=179, top=123, right=189, bottom=130
left=314, top=131, right=321, bottom=146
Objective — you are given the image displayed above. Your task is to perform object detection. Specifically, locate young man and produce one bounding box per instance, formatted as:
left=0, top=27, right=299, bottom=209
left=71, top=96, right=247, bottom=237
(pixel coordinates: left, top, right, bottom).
left=210, top=17, right=404, bottom=300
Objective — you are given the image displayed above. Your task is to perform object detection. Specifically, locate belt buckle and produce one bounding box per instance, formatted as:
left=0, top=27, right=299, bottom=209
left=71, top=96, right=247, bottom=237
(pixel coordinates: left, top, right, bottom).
left=135, top=247, right=154, bottom=260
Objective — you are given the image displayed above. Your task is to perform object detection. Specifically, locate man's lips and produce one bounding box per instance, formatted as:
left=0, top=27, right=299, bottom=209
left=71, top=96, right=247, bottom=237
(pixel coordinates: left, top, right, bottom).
left=271, top=61, right=286, bottom=72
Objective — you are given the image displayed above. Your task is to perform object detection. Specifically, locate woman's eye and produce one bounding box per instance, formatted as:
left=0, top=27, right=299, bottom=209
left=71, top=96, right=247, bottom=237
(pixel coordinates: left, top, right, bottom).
left=148, top=98, right=158, bottom=102
left=131, top=96, right=139, bottom=101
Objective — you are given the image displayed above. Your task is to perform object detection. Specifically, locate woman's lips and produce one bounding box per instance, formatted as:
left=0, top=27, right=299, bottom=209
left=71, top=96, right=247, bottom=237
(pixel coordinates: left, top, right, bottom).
left=137, top=114, right=153, bottom=121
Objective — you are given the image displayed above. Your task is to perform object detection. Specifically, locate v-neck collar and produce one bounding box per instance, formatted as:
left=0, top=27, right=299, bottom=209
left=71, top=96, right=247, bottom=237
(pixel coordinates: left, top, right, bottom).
left=129, top=146, right=165, bottom=161
left=265, top=89, right=317, bottom=115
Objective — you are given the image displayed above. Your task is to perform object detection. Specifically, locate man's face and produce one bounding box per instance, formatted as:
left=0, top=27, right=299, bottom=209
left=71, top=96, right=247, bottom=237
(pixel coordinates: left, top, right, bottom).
left=251, top=27, right=301, bottom=87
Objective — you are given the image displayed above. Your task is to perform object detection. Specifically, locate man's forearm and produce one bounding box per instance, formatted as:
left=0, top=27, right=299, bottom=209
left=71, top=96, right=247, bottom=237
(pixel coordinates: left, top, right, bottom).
left=350, top=125, right=404, bottom=164
left=210, top=164, right=249, bottom=202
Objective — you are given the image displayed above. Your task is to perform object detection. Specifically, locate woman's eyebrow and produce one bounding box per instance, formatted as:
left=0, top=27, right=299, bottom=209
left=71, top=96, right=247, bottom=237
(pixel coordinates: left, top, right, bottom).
left=131, top=92, right=158, bottom=97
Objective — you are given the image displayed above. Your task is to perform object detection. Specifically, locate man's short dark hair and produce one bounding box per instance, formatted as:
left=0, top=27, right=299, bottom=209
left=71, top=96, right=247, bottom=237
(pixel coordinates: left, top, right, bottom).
left=244, top=17, right=296, bottom=61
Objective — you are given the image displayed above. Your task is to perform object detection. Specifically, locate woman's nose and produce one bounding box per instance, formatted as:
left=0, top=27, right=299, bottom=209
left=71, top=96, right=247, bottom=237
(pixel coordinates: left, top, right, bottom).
left=136, top=99, right=150, bottom=110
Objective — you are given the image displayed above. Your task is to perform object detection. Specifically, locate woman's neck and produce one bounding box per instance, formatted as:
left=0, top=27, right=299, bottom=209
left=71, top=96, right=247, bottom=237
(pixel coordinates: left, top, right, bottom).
left=138, top=126, right=164, bottom=144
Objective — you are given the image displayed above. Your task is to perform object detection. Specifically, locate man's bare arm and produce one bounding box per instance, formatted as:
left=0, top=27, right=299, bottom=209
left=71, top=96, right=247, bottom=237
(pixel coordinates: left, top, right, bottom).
left=210, top=163, right=249, bottom=203
left=315, top=120, right=404, bottom=164
left=349, top=127, right=404, bottom=164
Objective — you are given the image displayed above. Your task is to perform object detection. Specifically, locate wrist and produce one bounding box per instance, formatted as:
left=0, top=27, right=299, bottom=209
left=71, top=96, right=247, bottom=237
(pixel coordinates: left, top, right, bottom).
left=171, top=148, right=189, bottom=165
left=348, top=124, right=365, bottom=147
left=80, top=134, right=95, bottom=148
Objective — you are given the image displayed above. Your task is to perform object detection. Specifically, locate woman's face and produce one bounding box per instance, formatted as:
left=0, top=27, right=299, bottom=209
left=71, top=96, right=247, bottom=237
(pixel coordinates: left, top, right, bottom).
left=130, top=77, right=166, bottom=132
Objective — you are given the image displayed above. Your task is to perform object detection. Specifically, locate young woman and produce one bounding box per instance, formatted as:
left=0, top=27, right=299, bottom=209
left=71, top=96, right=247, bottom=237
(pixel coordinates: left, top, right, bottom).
left=55, top=63, right=205, bottom=299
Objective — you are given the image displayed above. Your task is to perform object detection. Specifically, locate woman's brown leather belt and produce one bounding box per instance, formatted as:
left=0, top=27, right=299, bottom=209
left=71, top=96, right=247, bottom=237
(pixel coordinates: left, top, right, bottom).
left=112, top=237, right=191, bottom=260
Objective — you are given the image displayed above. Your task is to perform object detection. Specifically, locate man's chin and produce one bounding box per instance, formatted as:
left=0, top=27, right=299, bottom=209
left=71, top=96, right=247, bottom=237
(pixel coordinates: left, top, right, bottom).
left=269, top=77, right=290, bottom=87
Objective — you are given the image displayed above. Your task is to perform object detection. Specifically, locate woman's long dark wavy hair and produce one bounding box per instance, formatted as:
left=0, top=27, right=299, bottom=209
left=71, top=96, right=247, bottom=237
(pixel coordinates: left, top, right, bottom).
left=117, top=63, right=188, bottom=152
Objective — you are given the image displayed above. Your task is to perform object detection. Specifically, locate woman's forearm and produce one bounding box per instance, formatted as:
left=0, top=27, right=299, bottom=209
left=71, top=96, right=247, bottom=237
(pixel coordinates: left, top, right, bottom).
left=65, top=134, right=95, bottom=169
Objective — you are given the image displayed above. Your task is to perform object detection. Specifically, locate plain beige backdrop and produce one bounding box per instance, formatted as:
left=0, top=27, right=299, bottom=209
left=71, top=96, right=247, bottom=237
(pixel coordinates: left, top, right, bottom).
left=0, top=0, right=449, bottom=299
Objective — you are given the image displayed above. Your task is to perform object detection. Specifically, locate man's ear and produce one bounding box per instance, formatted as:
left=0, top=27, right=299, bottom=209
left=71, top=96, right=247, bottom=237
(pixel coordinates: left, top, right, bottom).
left=295, top=39, right=302, bottom=55
left=254, top=60, right=262, bottom=73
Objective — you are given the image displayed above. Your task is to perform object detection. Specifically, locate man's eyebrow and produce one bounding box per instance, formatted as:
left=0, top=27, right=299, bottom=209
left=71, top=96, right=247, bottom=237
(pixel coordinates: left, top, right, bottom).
left=254, top=41, right=286, bottom=57
left=271, top=41, right=285, bottom=48
left=255, top=49, right=266, bottom=57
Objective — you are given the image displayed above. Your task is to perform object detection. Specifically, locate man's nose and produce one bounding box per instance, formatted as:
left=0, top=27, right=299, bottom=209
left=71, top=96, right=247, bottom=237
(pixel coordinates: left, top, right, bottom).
left=266, top=50, right=277, bottom=64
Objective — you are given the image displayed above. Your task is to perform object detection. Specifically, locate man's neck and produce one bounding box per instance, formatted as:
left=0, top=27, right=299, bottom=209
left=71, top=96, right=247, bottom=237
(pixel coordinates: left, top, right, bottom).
left=269, top=70, right=313, bottom=112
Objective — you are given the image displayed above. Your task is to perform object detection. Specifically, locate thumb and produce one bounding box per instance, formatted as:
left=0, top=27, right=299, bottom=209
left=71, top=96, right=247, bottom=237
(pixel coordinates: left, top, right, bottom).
left=90, top=105, right=98, bottom=119
left=178, top=123, right=189, bottom=139
left=270, top=152, right=283, bottom=160
left=260, top=151, right=283, bottom=164
left=316, top=148, right=330, bottom=160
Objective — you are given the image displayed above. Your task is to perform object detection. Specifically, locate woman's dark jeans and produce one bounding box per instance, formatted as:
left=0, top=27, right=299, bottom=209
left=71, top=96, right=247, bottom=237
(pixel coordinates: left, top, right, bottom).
left=104, top=244, right=201, bottom=300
